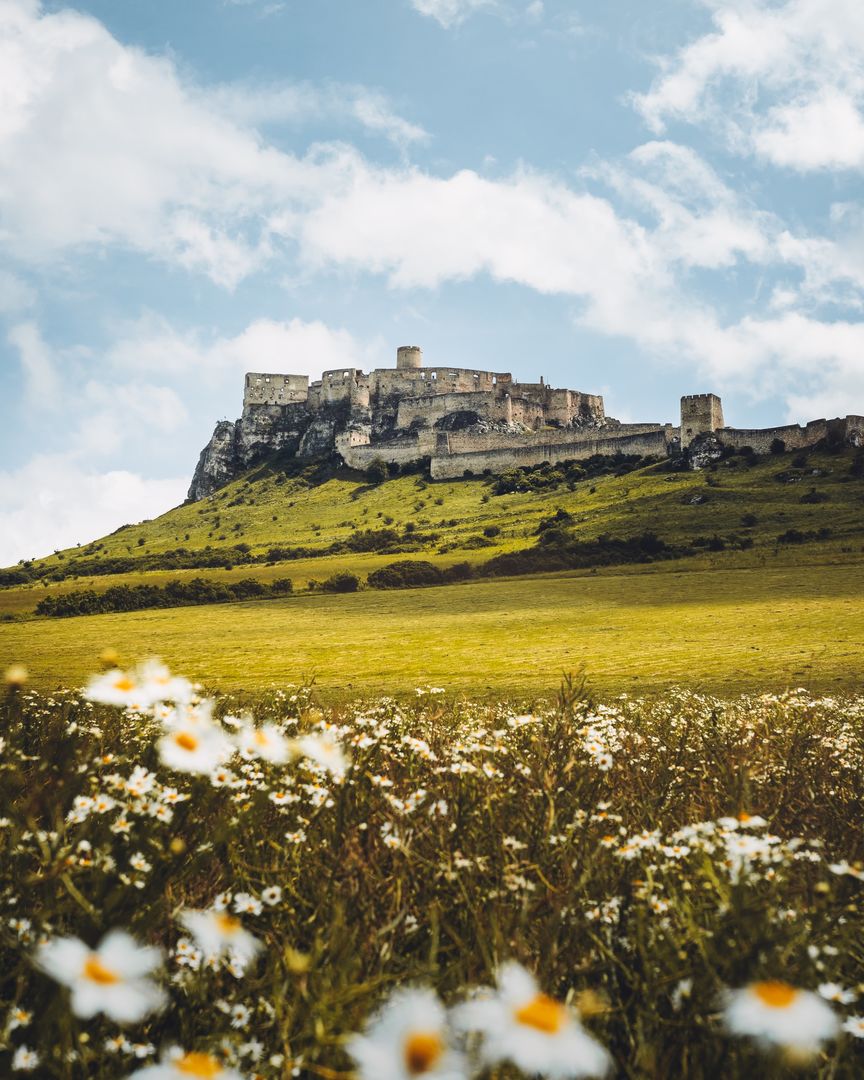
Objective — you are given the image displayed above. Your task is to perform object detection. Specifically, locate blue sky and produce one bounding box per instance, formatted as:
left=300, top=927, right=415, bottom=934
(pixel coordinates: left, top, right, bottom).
left=1, top=0, right=863, bottom=563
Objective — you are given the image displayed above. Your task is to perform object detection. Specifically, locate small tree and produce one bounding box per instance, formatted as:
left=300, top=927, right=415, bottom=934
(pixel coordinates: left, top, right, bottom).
left=366, top=458, right=388, bottom=485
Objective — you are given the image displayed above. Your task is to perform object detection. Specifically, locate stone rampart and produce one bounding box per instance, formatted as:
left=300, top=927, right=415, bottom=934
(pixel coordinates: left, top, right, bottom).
left=429, top=429, right=672, bottom=480
left=717, top=415, right=864, bottom=453
left=443, top=423, right=670, bottom=455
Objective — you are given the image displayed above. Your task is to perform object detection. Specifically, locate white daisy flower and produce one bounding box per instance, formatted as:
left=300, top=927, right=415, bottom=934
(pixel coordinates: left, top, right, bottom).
left=261, top=886, right=282, bottom=906
left=236, top=723, right=291, bottom=765
left=83, top=669, right=145, bottom=708
left=452, top=962, right=610, bottom=1078
left=7, top=1006, right=32, bottom=1030
left=818, top=982, right=857, bottom=1005
left=128, top=1048, right=243, bottom=1078
left=723, top=980, right=839, bottom=1056
left=843, top=1015, right=864, bottom=1038
left=178, top=909, right=261, bottom=966
left=348, top=987, right=466, bottom=1079
left=36, top=930, right=165, bottom=1023
left=135, top=660, right=196, bottom=705
left=157, top=712, right=234, bottom=776
left=11, top=1046, right=39, bottom=1072
left=292, top=733, right=349, bottom=777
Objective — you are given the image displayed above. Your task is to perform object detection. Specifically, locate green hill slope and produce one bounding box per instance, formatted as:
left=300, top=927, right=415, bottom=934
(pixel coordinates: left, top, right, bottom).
left=2, top=446, right=863, bottom=617
left=2, top=445, right=863, bottom=694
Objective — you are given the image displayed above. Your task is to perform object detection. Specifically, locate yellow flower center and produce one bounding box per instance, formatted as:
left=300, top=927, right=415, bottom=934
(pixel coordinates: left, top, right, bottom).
left=752, top=980, right=798, bottom=1008
left=83, top=955, right=120, bottom=985
left=403, top=1031, right=444, bottom=1074
left=515, top=993, right=566, bottom=1033
left=254, top=730, right=270, bottom=747
left=176, top=1053, right=223, bottom=1077
left=113, top=676, right=136, bottom=692
left=738, top=812, right=752, bottom=823
left=175, top=732, right=199, bottom=752
left=215, top=913, right=240, bottom=936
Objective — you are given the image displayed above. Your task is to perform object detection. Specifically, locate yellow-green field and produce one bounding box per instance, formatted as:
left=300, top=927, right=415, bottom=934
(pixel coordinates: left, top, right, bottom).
left=3, top=560, right=861, bottom=696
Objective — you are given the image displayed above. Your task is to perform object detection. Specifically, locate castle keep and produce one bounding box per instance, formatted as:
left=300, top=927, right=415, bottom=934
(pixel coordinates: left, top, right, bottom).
left=187, top=346, right=864, bottom=499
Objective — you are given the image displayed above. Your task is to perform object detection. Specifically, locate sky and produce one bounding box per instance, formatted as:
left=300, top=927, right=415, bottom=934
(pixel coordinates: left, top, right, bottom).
left=1, top=0, right=863, bottom=565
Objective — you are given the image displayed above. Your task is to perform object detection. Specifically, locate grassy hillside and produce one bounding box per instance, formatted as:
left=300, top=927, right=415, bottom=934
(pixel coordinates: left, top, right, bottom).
left=2, top=445, right=862, bottom=694
left=3, top=446, right=863, bottom=605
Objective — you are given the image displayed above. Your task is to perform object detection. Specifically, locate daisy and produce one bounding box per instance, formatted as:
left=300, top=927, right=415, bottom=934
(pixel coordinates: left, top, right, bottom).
left=723, top=980, right=839, bottom=1056
left=452, top=963, right=610, bottom=1079
left=292, top=732, right=349, bottom=777
left=818, top=983, right=857, bottom=1005
left=236, top=723, right=291, bottom=765
left=261, top=886, right=282, bottom=906
left=128, top=1048, right=244, bottom=1078
left=348, top=987, right=467, bottom=1080
left=843, top=1015, right=864, bottom=1038
left=36, top=930, right=165, bottom=1023
left=84, top=668, right=147, bottom=708
left=11, top=1046, right=39, bottom=1072
left=157, top=712, right=234, bottom=776
left=135, top=660, right=196, bottom=705
left=178, top=909, right=261, bottom=966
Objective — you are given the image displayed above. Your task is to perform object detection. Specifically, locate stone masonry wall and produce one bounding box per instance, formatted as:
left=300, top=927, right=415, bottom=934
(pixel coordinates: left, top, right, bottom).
left=429, top=429, right=672, bottom=480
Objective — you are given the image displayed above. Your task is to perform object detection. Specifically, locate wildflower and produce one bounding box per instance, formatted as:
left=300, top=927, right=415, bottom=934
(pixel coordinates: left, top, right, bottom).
left=232, top=893, right=262, bottom=916
left=843, top=1015, right=864, bottom=1038
left=11, top=1046, right=39, bottom=1071
left=128, top=1048, right=243, bottom=1078
left=7, top=1006, right=32, bottom=1030
left=293, top=732, right=349, bottom=776
left=83, top=668, right=147, bottom=708
left=453, top=962, right=610, bottom=1078
left=261, top=886, right=282, bottom=906
left=348, top=987, right=466, bottom=1079
left=236, top=722, right=291, bottom=765
left=230, top=1003, right=251, bottom=1028
left=36, top=931, right=165, bottom=1023
left=179, top=909, right=261, bottom=966
left=723, top=981, right=839, bottom=1057
left=157, top=711, right=234, bottom=775
left=818, top=983, right=857, bottom=1005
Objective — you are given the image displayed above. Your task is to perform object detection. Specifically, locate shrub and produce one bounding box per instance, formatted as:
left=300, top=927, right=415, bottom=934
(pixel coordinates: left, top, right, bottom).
left=482, top=525, right=501, bottom=538
left=321, top=572, right=360, bottom=593
left=367, top=561, right=445, bottom=590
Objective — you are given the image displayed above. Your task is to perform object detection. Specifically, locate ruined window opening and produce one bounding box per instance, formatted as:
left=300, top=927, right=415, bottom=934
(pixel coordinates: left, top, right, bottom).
left=431, top=372, right=437, bottom=381
left=492, top=376, right=497, bottom=385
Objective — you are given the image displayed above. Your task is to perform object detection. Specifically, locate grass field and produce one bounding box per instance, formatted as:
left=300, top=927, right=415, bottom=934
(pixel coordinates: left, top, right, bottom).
left=3, top=559, right=862, bottom=696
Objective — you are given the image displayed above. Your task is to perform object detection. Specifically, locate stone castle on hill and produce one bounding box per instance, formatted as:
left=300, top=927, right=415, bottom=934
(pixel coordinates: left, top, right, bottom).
left=187, top=345, right=864, bottom=500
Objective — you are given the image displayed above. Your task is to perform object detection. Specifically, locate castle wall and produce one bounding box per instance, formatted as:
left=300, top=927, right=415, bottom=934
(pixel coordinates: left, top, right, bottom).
left=429, top=429, right=672, bottom=480
left=338, top=432, right=438, bottom=470
left=395, top=390, right=514, bottom=430
left=372, top=367, right=513, bottom=400
left=443, top=422, right=671, bottom=455
left=243, top=372, right=309, bottom=407
left=718, top=415, right=864, bottom=453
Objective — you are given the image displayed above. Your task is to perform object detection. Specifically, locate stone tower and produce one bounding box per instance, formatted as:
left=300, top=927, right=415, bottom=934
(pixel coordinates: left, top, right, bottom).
left=396, top=345, right=423, bottom=370
left=680, top=393, right=724, bottom=449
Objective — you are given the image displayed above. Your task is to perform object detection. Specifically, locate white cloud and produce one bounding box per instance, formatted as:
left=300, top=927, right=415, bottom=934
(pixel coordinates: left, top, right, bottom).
left=633, top=0, right=864, bottom=171
left=0, top=456, right=187, bottom=565
left=0, top=1, right=422, bottom=287
left=0, top=270, right=35, bottom=313
left=105, top=315, right=378, bottom=379
left=410, top=0, right=498, bottom=29
left=8, top=321, right=61, bottom=405
left=211, top=82, right=428, bottom=148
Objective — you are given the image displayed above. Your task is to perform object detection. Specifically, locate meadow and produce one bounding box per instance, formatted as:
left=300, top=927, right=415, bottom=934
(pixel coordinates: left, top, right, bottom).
left=1, top=558, right=863, bottom=696
left=1, top=666, right=863, bottom=1078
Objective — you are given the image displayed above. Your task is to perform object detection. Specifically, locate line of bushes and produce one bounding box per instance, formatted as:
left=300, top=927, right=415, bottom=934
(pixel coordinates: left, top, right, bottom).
left=34, top=577, right=294, bottom=618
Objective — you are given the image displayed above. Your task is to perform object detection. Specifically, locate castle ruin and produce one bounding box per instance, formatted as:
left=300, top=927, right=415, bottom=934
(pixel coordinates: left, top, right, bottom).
left=187, top=346, right=864, bottom=499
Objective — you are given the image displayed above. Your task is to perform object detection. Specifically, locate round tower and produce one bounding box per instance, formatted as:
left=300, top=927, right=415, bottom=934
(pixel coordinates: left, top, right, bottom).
left=396, top=345, right=423, bottom=371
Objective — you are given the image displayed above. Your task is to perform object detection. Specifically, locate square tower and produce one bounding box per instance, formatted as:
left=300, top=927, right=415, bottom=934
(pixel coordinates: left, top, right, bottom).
left=680, top=394, right=724, bottom=449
